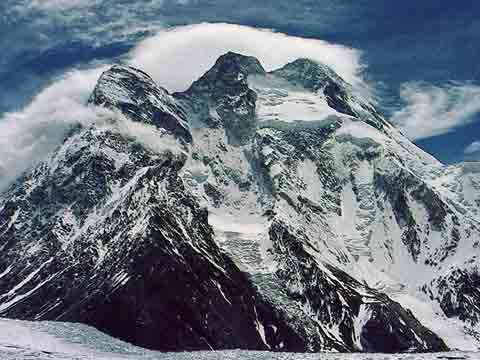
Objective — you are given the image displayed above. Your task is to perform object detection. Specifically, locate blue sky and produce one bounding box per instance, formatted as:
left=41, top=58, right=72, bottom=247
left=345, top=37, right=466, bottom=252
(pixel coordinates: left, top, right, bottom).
left=1, top=0, right=479, bottom=163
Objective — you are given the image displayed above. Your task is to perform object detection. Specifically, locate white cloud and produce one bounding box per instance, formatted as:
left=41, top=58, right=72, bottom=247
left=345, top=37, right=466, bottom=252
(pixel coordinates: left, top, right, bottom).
left=465, top=141, right=480, bottom=155
left=0, top=67, right=105, bottom=190
left=0, top=23, right=369, bottom=190
left=129, top=23, right=370, bottom=98
left=391, top=82, right=480, bottom=140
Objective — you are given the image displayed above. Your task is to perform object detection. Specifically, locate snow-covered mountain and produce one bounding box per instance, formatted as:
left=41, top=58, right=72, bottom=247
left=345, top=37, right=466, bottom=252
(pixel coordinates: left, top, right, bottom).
left=0, top=52, right=479, bottom=353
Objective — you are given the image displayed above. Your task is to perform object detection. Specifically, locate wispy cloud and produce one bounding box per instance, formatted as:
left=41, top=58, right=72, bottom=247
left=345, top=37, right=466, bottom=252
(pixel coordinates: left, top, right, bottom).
left=7, top=0, right=167, bottom=47
left=391, top=82, right=480, bottom=140
left=25, top=0, right=190, bottom=9
left=26, top=0, right=100, bottom=10
left=465, top=141, right=480, bottom=155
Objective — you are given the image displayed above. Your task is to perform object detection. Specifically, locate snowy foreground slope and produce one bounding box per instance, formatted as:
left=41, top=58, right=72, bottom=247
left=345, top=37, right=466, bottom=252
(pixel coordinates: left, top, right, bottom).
left=0, top=318, right=477, bottom=360
left=0, top=52, right=480, bottom=353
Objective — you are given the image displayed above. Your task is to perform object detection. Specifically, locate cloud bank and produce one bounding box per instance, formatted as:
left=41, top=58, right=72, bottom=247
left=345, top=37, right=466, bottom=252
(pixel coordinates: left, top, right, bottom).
left=130, top=23, right=369, bottom=97
left=0, top=23, right=368, bottom=190
left=391, top=82, right=480, bottom=140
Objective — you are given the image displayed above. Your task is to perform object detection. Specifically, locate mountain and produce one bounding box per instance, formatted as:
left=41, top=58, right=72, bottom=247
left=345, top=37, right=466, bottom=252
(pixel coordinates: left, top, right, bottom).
left=0, top=52, right=479, bottom=353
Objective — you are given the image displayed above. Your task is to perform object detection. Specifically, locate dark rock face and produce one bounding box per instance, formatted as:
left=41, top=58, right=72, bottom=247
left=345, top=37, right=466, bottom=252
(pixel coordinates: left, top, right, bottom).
left=429, top=268, right=480, bottom=325
left=374, top=164, right=453, bottom=262
left=179, top=52, right=265, bottom=145
left=2, top=53, right=478, bottom=353
left=360, top=299, right=447, bottom=353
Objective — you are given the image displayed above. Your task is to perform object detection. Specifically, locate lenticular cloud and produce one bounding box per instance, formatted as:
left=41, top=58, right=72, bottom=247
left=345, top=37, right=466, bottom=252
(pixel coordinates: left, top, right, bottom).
left=130, top=23, right=368, bottom=95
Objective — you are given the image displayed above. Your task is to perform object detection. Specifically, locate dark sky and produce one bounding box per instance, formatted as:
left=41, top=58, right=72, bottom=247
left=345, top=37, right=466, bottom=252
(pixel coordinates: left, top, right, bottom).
left=1, top=0, right=479, bottom=163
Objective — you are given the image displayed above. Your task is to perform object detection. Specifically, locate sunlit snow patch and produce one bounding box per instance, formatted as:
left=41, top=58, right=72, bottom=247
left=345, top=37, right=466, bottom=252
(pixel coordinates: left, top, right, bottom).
left=208, top=210, right=274, bottom=273
left=250, top=75, right=342, bottom=123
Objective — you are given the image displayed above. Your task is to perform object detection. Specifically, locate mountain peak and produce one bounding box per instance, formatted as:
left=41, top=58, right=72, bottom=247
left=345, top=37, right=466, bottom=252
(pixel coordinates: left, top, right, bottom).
left=271, top=58, right=347, bottom=93
left=211, top=51, right=266, bottom=78
left=188, top=52, right=266, bottom=91
left=180, top=52, right=264, bottom=145
left=89, top=65, right=192, bottom=143
left=271, top=58, right=365, bottom=119
left=89, top=65, right=156, bottom=105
